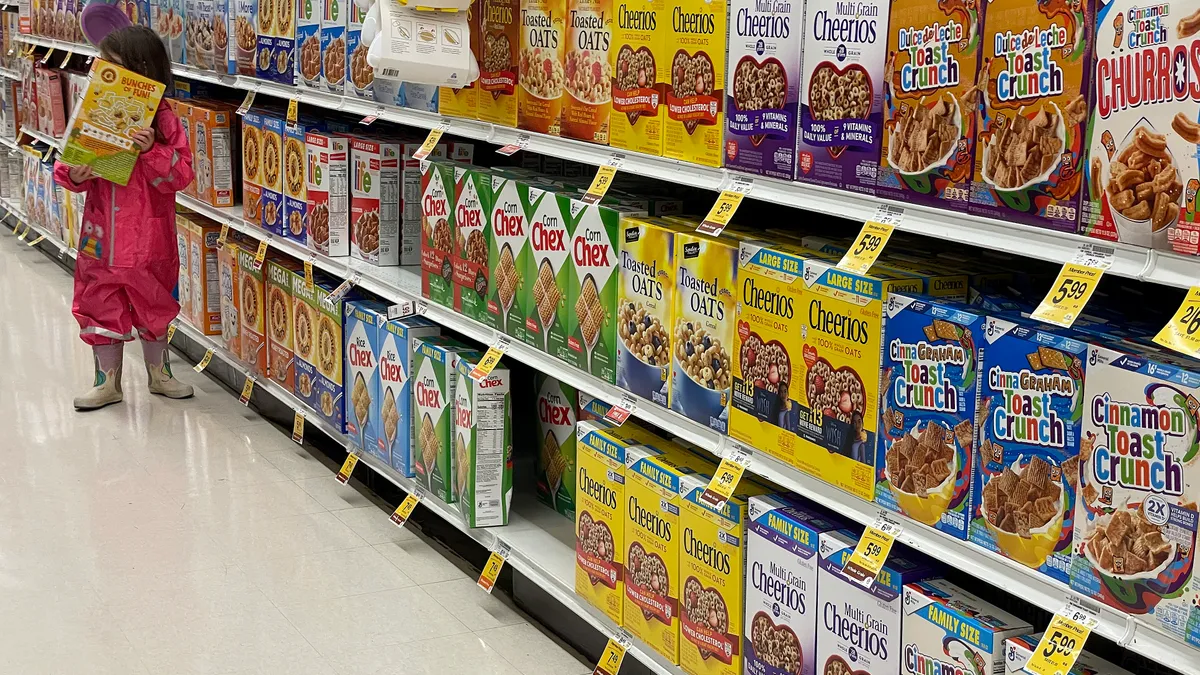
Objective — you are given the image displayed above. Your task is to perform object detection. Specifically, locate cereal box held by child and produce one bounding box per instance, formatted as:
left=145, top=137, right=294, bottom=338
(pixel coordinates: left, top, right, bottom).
left=59, top=59, right=166, bottom=186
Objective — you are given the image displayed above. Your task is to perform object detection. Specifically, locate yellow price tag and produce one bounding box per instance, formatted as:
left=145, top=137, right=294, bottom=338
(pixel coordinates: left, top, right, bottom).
left=193, top=348, right=215, bottom=372
left=291, top=410, right=305, bottom=443
left=1153, top=287, right=1200, bottom=358
left=304, top=258, right=315, bottom=290
left=699, top=443, right=751, bottom=510
left=286, top=98, right=299, bottom=124
left=239, top=376, right=256, bottom=405
left=336, top=452, right=359, bottom=485
left=592, top=635, right=631, bottom=675
left=477, top=543, right=510, bottom=593
left=413, top=121, right=450, bottom=160
left=1024, top=604, right=1099, bottom=675
left=469, top=336, right=511, bottom=381
left=166, top=324, right=177, bottom=344
left=17, top=226, right=29, bottom=241
left=1030, top=263, right=1104, bottom=328
left=697, top=178, right=752, bottom=237
left=837, top=221, right=896, bottom=275
left=26, top=234, right=44, bottom=246
left=217, top=223, right=229, bottom=246
left=841, top=516, right=902, bottom=587
left=237, top=91, right=256, bottom=115
left=252, top=239, right=269, bottom=270
left=583, top=162, right=620, bottom=204
left=40, top=47, right=53, bottom=64
left=390, top=492, right=422, bottom=528
left=59, top=50, right=71, bottom=68
left=8, top=221, right=18, bottom=235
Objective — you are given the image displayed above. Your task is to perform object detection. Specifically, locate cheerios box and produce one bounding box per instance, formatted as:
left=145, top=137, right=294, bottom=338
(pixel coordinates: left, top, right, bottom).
left=1069, top=343, right=1200, bottom=645
left=671, top=230, right=739, bottom=434
left=970, top=315, right=1088, bottom=584
left=305, top=130, right=349, bottom=257
left=476, top=0, right=519, bottom=128
left=1082, top=0, right=1200, bottom=254
left=815, top=530, right=937, bottom=675
left=421, top=158, right=458, bottom=307
left=259, top=113, right=285, bottom=234
left=380, top=316, right=440, bottom=475
left=344, top=298, right=386, bottom=458
left=411, top=336, right=481, bottom=502
left=295, top=0, right=322, bottom=87
left=609, top=0, right=665, bottom=156
left=536, top=373, right=578, bottom=519
left=452, top=356, right=513, bottom=528
left=744, top=494, right=847, bottom=675
left=663, top=0, right=726, bottom=167
left=320, top=0, right=347, bottom=92
left=617, top=217, right=679, bottom=406
left=517, top=0, right=566, bottom=136
left=452, top=166, right=496, bottom=326
left=522, top=187, right=574, bottom=360
left=236, top=246, right=268, bottom=377
left=350, top=136, right=401, bottom=266
left=486, top=171, right=532, bottom=344
left=265, top=257, right=300, bottom=391
left=678, top=471, right=772, bottom=675
left=876, top=294, right=986, bottom=540
left=902, top=579, right=1032, bottom=675
left=970, top=0, right=1092, bottom=232
left=1004, top=633, right=1137, bottom=675
left=281, top=120, right=311, bottom=243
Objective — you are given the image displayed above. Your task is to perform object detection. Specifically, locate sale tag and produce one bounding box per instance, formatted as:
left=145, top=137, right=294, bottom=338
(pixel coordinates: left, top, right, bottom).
left=360, top=114, right=378, bottom=125
left=193, top=348, right=215, bottom=373
left=292, top=410, right=305, bottom=443
left=239, top=376, right=255, bottom=405
left=323, top=274, right=357, bottom=308
left=166, top=323, right=177, bottom=344
left=413, top=121, right=451, bottom=160
left=697, top=177, right=753, bottom=236
left=603, top=394, right=637, bottom=426
left=470, top=335, right=511, bottom=381
left=390, top=492, right=422, bottom=528
left=477, top=541, right=511, bottom=593
left=40, top=47, right=53, bottom=64
left=582, top=155, right=623, bottom=204
left=237, top=91, right=256, bottom=115
left=496, top=134, right=530, bottom=156
left=217, top=223, right=229, bottom=246
left=700, top=441, right=752, bottom=510
left=286, top=98, right=299, bottom=124
left=1154, top=287, right=1200, bottom=357
left=841, top=514, right=902, bottom=586
left=592, top=633, right=632, bottom=675
left=26, top=234, right=44, bottom=246
left=837, top=208, right=901, bottom=274
left=387, top=299, right=427, bottom=320
left=59, top=50, right=71, bottom=68
left=252, top=239, right=269, bottom=270
left=1023, top=602, right=1100, bottom=675
left=303, top=258, right=315, bottom=290
left=335, top=452, right=359, bottom=485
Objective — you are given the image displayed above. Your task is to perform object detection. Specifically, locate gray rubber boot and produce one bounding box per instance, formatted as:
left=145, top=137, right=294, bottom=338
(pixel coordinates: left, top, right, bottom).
left=74, top=343, right=124, bottom=411
left=142, top=338, right=194, bottom=399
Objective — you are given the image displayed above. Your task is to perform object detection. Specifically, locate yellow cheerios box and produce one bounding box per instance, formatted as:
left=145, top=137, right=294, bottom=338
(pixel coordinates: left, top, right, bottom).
left=624, top=441, right=715, bottom=665
left=609, top=0, right=665, bottom=155
left=662, top=0, right=726, bottom=167
left=575, top=419, right=664, bottom=626
left=678, top=471, right=772, bottom=675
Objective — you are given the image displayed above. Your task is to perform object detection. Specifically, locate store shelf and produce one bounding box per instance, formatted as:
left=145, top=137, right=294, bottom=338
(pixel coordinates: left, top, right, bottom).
left=1, top=196, right=73, bottom=257
left=14, top=34, right=97, bottom=57
left=20, top=126, right=61, bottom=150
left=0, top=66, right=19, bottom=80
left=0, top=134, right=18, bottom=150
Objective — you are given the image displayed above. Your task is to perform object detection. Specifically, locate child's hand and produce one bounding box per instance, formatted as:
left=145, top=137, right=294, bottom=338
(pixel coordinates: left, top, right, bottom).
left=68, top=164, right=97, bottom=184
left=132, top=128, right=155, bottom=152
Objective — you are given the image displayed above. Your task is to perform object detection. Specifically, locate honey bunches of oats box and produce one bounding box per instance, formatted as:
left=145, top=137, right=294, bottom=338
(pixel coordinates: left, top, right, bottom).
left=617, top=217, right=678, bottom=407
left=411, top=336, right=481, bottom=502
left=486, top=171, right=531, bottom=343
left=523, top=186, right=573, bottom=359
left=536, top=373, right=577, bottom=519
left=311, top=279, right=346, bottom=432
left=379, top=316, right=440, bottom=476
left=452, top=166, right=496, bottom=327
left=344, top=298, right=386, bottom=460
left=421, top=159, right=458, bottom=308
left=289, top=266, right=322, bottom=414
left=237, top=246, right=268, bottom=378
left=452, top=357, right=512, bottom=528
left=902, top=579, right=1032, bottom=675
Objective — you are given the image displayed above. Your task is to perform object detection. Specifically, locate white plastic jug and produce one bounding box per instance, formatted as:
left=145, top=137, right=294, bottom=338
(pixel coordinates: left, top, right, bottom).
left=363, top=0, right=479, bottom=87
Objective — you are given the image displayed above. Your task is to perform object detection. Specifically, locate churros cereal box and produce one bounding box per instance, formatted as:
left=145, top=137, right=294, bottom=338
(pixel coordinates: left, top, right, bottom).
left=609, top=0, right=664, bottom=156
left=536, top=373, right=578, bottom=519
left=58, top=59, right=165, bottom=186
left=237, top=246, right=268, bottom=377
left=969, top=0, right=1093, bottom=231
left=518, top=0, right=565, bottom=136
left=663, top=0, right=726, bottom=167
left=901, top=579, right=1032, bottom=675
left=875, top=0, right=983, bottom=211
left=381, top=316, right=440, bottom=475
left=476, top=0, right=519, bottom=127
left=265, top=257, right=298, bottom=391
left=412, top=336, right=480, bottom=501
left=560, top=0, right=612, bottom=143
left=421, top=159, right=458, bottom=307
left=486, top=171, right=530, bottom=343
left=617, top=217, right=677, bottom=407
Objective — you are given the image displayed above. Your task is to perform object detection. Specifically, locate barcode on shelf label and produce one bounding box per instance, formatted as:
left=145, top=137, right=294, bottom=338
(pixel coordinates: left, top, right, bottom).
left=380, top=68, right=401, bottom=78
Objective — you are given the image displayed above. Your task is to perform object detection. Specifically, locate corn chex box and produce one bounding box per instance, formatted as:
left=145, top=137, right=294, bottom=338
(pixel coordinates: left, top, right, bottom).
left=452, top=356, right=512, bottom=527
left=536, top=373, right=577, bottom=520
left=411, top=336, right=481, bottom=502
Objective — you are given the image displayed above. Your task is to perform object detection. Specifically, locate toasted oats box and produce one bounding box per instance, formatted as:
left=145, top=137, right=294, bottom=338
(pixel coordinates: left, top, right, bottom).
left=486, top=171, right=531, bottom=343
left=281, top=120, right=310, bottom=243
left=744, top=494, right=847, bottom=675
left=795, top=0, right=887, bottom=193
left=518, top=0, right=566, bottom=135
left=609, top=0, right=664, bottom=156
left=241, top=109, right=263, bottom=224
left=477, top=0, right=520, bottom=127
left=1082, top=0, right=1200, bottom=253
left=724, top=0, right=802, bottom=178
left=536, top=373, right=578, bottom=519
left=971, top=316, right=1088, bottom=584
left=321, top=0, right=347, bottom=92
left=380, top=316, right=440, bottom=474
left=876, top=294, right=985, bottom=540
left=1004, top=633, right=1137, bottom=675
left=560, top=0, right=612, bottom=143
left=439, top=3, right=481, bottom=119
left=671, top=230, right=738, bottom=433
left=816, top=530, right=936, bottom=675
left=663, top=0, right=726, bottom=167
left=218, top=241, right=245, bottom=359
left=345, top=0, right=372, bottom=98
left=295, top=0, right=321, bottom=87
left=350, top=137, right=401, bottom=266
left=236, top=246, right=268, bottom=377
left=617, top=217, right=678, bottom=406
left=305, top=130, right=350, bottom=256
left=969, top=0, right=1092, bottom=231
left=452, top=166, right=495, bottom=326
left=678, top=472, right=771, bottom=675
left=1069, top=343, right=1200, bottom=644
left=421, top=159, right=458, bottom=307
left=523, top=187, right=573, bottom=360
left=412, top=336, right=481, bottom=502
left=344, top=298, right=386, bottom=456
left=259, top=113, right=285, bottom=234
left=290, top=267, right=322, bottom=412
left=265, top=257, right=300, bottom=391
left=452, top=357, right=513, bottom=527
left=312, top=279, right=346, bottom=431
left=902, top=579, right=1032, bottom=675
left=875, top=0, right=983, bottom=211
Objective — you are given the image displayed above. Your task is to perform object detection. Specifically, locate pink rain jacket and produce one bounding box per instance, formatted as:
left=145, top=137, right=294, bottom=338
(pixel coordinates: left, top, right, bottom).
left=54, top=100, right=194, bottom=345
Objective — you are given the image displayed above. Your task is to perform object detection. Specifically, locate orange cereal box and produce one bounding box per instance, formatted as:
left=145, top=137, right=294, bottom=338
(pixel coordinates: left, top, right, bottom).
left=560, top=0, right=612, bottom=143
left=519, top=0, right=566, bottom=135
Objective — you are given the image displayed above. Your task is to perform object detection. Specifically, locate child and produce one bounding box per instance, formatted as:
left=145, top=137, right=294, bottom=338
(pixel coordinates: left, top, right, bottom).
left=54, top=25, right=195, bottom=411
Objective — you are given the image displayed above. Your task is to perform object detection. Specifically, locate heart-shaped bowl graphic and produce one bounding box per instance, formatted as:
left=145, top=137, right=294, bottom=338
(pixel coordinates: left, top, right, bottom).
left=683, top=576, right=731, bottom=659
left=627, top=542, right=671, bottom=621
left=805, top=356, right=865, bottom=423
left=732, top=55, right=788, bottom=146
left=614, top=45, right=658, bottom=123
left=749, top=611, right=802, bottom=673
left=823, top=654, right=869, bottom=675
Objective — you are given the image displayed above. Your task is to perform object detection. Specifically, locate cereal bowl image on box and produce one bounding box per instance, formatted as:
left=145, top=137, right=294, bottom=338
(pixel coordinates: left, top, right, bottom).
left=1094, top=121, right=1179, bottom=250
left=979, top=101, right=1068, bottom=193
left=980, top=455, right=1069, bottom=569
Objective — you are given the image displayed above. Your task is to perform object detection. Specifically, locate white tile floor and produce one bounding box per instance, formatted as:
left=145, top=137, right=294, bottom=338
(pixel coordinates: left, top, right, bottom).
left=0, top=235, right=591, bottom=674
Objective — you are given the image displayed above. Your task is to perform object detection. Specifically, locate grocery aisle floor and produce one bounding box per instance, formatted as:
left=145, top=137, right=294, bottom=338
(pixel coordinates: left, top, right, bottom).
left=0, top=237, right=590, bottom=675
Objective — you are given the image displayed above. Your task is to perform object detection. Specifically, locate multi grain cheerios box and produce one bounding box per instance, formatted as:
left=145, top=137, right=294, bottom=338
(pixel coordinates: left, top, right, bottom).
left=1004, top=633, right=1138, bottom=675
left=380, top=316, right=440, bottom=475
left=241, top=108, right=263, bottom=225
left=970, top=315, right=1088, bottom=584
left=487, top=171, right=531, bottom=343
left=344, top=298, right=386, bottom=457
left=518, top=0, right=565, bottom=136
left=678, top=471, right=771, bottom=675
left=259, top=113, right=285, bottom=235
left=875, top=0, right=983, bottom=211
left=289, top=266, right=321, bottom=412
left=560, top=0, right=612, bottom=143
left=295, top=0, right=321, bottom=87
left=524, top=187, right=573, bottom=360
left=421, top=158, right=458, bottom=308
left=536, top=373, right=578, bottom=519
left=901, top=579, right=1032, bottom=675
left=608, top=0, right=664, bottom=156
left=663, top=0, right=726, bottom=168
left=321, top=0, right=347, bottom=92
left=671, top=230, right=739, bottom=434
left=350, top=137, right=401, bottom=266
left=305, top=130, right=350, bottom=257
left=312, top=279, right=346, bottom=431
left=744, top=494, right=847, bottom=675
left=795, top=0, right=888, bottom=193
left=452, top=356, right=513, bottom=528
left=724, top=0, right=802, bottom=179
left=970, top=0, right=1092, bottom=232
left=617, top=217, right=678, bottom=406
left=477, top=0, right=520, bottom=128
left=265, top=257, right=299, bottom=391
left=237, top=245, right=268, bottom=377
left=452, top=166, right=495, bottom=327
left=876, top=294, right=986, bottom=540
left=1069, top=342, right=1200, bottom=646
left=815, top=530, right=937, bottom=675
left=1082, top=0, right=1200, bottom=254
left=411, top=336, right=481, bottom=502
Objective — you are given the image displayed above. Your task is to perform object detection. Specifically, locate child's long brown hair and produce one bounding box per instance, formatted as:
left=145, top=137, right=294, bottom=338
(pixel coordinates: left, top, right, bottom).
left=98, top=25, right=173, bottom=86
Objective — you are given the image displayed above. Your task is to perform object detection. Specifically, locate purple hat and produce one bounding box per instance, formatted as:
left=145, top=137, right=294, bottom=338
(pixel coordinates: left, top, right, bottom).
left=80, top=0, right=132, bottom=47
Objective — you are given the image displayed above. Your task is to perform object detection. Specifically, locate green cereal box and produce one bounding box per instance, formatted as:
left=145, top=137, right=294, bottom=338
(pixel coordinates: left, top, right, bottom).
left=487, top=172, right=531, bottom=342
left=617, top=217, right=679, bottom=407
left=453, top=356, right=513, bottom=528
left=420, top=159, right=458, bottom=308
left=536, top=373, right=578, bottom=519
left=523, top=186, right=573, bottom=360
left=452, top=166, right=496, bottom=327
left=411, top=335, right=481, bottom=502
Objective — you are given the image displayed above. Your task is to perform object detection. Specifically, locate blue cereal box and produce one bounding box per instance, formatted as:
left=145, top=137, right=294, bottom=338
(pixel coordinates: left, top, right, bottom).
left=295, top=0, right=322, bottom=88
left=380, top=315, right=440, bottom=476
left=344, top=298, right=386, bottom=457
left=282, top=120, right=311, bottom=244
left=901, top=579, right=1031, bottom=675
left=877, top=294, right=986, bottom=539
left=344, top=1, right=370, bottom=99
left=259, top=113, right=285, bottom=235
left=320, top=0, right=347, bottom=92
left=971, top=316, right=1089, bottom=583
left=234, top=0, right=256, bottom=75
